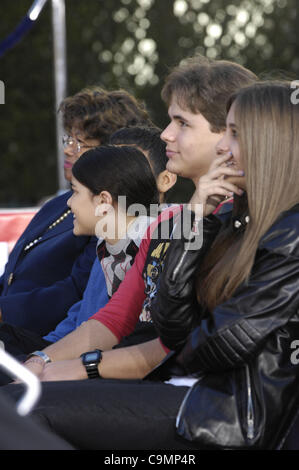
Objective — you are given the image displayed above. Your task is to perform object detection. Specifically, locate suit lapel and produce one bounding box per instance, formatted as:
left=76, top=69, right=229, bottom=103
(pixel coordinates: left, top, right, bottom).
left=38, top=210, right=72, bottom=243
left=9, top=191, right=73, bottom=267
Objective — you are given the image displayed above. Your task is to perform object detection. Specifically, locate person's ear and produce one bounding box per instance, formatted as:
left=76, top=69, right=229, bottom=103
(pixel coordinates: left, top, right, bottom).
left=94, top=190, right=113, bottom=206
left=156, top=170, right=177, bottom=195
left=94, top=191, right=114, bottom=216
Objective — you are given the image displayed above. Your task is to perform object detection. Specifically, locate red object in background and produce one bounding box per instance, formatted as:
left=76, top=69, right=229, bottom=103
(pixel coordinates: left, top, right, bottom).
left=0, top=209, right=38, bottom=253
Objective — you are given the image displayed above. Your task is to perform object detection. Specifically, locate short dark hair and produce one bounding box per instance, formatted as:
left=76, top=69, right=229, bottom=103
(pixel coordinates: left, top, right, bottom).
left=161, top=54, right=258, bottom=133
left=72, top=145, right=159, bottom=209
left=109, top=126, right=167, bottom=178
left=59, top=87, right=153, bottom=143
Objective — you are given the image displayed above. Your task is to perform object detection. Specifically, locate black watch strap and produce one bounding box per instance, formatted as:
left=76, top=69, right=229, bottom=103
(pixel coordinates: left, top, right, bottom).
left=85, top=364, right=101, bottom=379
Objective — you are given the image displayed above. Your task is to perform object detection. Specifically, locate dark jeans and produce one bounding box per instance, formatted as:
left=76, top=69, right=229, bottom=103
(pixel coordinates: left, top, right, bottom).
left=0, top=390, right=73, bottom=450
left=3, top=379, right=197, bottom=450
left=0, top=322, right=51, bottom=385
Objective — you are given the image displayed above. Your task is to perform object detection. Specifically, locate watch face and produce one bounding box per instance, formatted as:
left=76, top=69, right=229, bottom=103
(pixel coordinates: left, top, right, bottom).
left=85, top=352, right=99, bottom=362
left=81, top=350, right=102, bottom=379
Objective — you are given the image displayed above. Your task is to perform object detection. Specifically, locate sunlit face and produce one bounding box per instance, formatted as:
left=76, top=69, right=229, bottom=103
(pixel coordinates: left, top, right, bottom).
left=216, top=103, right=242, bottom=171
left=63, top=130, right=100, bottom=182
left=216, top=102, right=246, bottom=190
left=160, top=98, right=223, bottom=184
left=67, top=177, right=99, bottom=236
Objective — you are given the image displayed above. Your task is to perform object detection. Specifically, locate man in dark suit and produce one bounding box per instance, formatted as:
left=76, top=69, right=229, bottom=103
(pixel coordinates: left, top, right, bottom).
left=0, top=87, right=152, bottom=336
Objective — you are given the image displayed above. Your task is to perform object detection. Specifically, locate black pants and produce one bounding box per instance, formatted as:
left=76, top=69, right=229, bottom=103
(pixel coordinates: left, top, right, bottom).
left=0, top=322, right=51, bottom=385
left=0, top=390, right=73, bottom=450
left=3, top=379, right=198, bottom=450
left=282, top=410, right=299, bottom=450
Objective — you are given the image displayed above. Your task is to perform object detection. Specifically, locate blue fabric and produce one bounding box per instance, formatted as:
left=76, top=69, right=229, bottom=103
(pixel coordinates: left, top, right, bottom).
left=0, top=16, right=33, bottom=58
left=0, top=0, right=48, bottom=59
left=44, top=257, right=108, bottom=343
left=0, top=191, right=97, bottom=336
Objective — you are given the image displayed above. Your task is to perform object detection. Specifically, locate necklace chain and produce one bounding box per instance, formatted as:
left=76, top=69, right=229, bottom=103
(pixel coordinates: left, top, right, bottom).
left=24, top=209, right=71, bottom=252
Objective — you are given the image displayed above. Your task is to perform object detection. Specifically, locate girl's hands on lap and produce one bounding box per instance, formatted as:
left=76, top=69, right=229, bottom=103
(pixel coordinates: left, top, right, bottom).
left=12, top=357, right=45, bottom=384
left=39, top=359, right=87, bottom=382
left=13, top=358, right=87, bottom=383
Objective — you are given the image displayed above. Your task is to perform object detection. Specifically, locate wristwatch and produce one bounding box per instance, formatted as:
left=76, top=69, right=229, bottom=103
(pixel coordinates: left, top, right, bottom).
left=80, top=349, right=103, bottom=379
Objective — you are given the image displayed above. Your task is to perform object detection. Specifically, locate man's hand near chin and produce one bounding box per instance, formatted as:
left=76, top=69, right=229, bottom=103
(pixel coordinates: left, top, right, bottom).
left=39, top=359, right=88, bottom=382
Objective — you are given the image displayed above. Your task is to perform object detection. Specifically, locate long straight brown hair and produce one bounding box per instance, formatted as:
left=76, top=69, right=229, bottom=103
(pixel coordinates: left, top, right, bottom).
left=197, top=81, right=299, bottom=311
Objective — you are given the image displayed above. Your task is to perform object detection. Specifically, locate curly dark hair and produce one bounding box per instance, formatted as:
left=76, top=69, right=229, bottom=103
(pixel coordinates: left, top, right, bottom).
left=59, top=87, right=154, bottom=143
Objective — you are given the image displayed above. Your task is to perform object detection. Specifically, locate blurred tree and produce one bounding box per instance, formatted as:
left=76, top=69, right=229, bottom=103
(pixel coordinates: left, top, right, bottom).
left=0, top=0, right=55, bottom=206
left=0, top=0, right=298, bottom=206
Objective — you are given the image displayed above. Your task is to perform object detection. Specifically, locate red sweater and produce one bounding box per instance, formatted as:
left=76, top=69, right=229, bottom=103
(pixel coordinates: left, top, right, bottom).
left=90, top=206, right=181, bottom=342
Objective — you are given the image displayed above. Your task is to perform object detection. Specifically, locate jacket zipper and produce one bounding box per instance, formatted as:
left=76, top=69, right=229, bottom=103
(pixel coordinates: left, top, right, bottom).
left=175, top=383, right=196, bottom=429
left=176, top=369, right=255, bottom=444
left=245, top=364, right=254, bottom=440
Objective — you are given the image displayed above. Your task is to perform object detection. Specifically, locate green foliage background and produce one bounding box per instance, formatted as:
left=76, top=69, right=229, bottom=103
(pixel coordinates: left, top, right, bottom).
left=0, top=0, right=298, bottom=206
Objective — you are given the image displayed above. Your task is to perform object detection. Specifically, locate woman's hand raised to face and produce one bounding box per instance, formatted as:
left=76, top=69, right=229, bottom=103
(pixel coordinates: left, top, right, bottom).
left=189, top=152, right=245, bottom=217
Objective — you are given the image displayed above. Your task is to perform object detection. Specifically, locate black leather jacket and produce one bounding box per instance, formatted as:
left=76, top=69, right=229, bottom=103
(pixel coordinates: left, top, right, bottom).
left=150, top=204, right=299, bottom=449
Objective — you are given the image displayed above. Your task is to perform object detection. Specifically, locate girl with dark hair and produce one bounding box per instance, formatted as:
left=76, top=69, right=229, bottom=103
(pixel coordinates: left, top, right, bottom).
left=0, top=145, right=158, bottom=383
left=68, top=145, right=158, bottom=299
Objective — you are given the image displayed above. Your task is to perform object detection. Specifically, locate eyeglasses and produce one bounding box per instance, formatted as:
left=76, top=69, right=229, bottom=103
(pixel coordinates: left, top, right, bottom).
left=62, top=134, right=95, bottom=154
